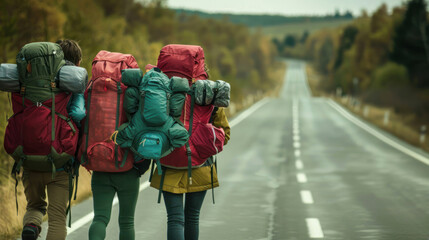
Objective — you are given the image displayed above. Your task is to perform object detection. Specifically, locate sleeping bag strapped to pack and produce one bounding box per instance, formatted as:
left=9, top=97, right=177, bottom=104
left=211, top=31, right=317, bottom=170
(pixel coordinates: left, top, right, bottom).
left=77, top=50, right=138, bottom=172
left=114, top=68, right=190, bottom=173
left=4, top=42, right=79, bottom=174
left=0, top=63, right=88, bottom=93
left=157, top=44, right=228, bottom=182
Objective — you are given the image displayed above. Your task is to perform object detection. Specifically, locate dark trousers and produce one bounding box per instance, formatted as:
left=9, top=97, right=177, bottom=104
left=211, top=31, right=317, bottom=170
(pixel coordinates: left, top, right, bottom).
left=163, top=191, right=207, bottom=240
left=88, top=170, right=140, bottom=240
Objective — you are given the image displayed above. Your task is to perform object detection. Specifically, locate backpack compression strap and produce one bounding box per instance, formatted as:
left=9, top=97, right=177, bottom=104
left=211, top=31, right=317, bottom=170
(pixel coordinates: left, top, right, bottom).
left=81, top=82, right=93, bottom=165
left=186, top=87, right=196, bottom=185
left=115, top=81, right=122, bottom=169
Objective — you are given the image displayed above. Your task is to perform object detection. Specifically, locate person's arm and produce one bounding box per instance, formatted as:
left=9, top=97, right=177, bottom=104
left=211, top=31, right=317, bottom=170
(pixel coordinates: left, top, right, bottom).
left=212, top=107, right=231, bottom=145
left=67, top=93, right=86, bottom=127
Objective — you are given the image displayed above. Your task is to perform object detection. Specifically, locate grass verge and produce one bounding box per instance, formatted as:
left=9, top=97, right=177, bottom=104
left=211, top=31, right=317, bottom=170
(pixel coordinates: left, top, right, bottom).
left=306, top=64, right=429, bottom=153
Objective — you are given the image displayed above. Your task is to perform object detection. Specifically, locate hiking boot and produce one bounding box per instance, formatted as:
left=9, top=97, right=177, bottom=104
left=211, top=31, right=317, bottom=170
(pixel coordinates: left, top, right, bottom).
left=21, top=224, right=41, bottom=240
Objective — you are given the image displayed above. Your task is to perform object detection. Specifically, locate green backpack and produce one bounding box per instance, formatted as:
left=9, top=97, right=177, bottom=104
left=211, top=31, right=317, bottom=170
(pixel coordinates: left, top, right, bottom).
left=5, top=42, right=78, bottom=175
left=115, top=68, right=190, bottom=174
left=4, top=42, right=79, bottom=225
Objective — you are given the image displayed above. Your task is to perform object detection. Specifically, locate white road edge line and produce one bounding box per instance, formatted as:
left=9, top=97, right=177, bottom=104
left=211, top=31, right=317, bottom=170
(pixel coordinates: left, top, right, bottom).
left=67, top=181, right=151, bottom=234
left=297, top=173, right=307, bottom=183
left=327, top=99, right=429, bottom=166
left=306, top=218, right=324, bottom=238
left=229, top=98, right=271, bottom=128
left=68, top=98, right=270, bottom=234
left=300, top=190, right=314, bottom=204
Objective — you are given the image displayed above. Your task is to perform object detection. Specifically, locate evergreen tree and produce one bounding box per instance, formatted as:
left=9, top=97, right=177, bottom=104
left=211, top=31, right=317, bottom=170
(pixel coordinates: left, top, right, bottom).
left=334, top=25, right=359, bottom=70
left=283, top=34, right=296, bottom=47
left=391, top=0, right=429, bottom=88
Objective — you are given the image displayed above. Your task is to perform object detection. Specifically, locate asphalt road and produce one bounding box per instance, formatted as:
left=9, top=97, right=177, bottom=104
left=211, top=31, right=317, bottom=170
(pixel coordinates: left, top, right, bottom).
left=36, top=60, right=429, bottom=240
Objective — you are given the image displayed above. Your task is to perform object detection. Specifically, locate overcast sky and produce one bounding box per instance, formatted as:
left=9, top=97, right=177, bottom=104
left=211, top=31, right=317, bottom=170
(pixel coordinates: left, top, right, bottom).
left=167, top=0, right=413, bottom=16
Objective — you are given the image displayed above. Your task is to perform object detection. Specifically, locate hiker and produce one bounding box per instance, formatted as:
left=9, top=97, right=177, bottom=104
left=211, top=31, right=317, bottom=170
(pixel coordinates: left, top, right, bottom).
left=8, top=40, right=86, bottom=240
left=76, top=50, right=144, bottom=240
left=150, top=44, right=231, bottom=240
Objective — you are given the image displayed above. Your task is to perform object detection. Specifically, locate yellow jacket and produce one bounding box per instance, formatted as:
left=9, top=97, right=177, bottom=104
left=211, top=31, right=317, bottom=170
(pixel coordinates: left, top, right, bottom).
left=150, top=107, right=230, bottom=193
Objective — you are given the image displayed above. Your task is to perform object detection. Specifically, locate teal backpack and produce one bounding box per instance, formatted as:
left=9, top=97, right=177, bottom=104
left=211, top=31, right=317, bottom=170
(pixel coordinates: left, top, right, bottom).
left=114, top=68, right=190, bottom=174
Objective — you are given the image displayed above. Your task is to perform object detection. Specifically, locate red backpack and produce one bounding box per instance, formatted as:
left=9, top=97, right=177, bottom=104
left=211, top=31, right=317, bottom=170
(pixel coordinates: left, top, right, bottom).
left=157, top=45, right=225, bottom=178
left=78, top=51, right=138, bottom=172
left=4, top=42, right=78, bottom=174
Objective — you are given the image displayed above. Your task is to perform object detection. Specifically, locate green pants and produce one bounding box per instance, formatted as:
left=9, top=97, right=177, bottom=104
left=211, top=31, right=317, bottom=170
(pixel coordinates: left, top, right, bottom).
left=22, top=170, right=70, bottom=240
left=89, top=169, right=140, bottom=240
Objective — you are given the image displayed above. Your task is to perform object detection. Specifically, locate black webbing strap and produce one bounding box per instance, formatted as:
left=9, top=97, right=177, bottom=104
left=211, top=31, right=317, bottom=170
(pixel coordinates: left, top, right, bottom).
left=11, top=155, right=25, bottom=215
left=211, top=164, right=215, bottom=204
left=115, top=82, right=121, bottom=169
left=66, top=170, right=73, bottom=228
left=81, top=85, right=92, bottom=165
left=11, top=162, right=19, bottom=215
left=14, top=171, right=19, bottom=214
left=186, top=89, right=196, bottom=185
left=46, top=155, right=56, bottom=179
left=209, top=107, right=219, bottom=124
left=149, top=160, right=155, bottom=182
left=158, top=167, right=166, bottom=204
left=211, top=155, right=218, bottom=204
left=73, top=161, right=79, bottom=201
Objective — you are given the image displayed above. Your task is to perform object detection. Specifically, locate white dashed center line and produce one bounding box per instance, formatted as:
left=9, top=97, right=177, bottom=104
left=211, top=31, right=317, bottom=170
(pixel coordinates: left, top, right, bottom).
left=295, top=160, right=304, bottom=170
left=306, top=218, right=324, bottom=238
left=296, top=173, right=307, bottom=183
left=300, top=190, right=314, bottom=204
left=294, top=150, right=301, bottom=157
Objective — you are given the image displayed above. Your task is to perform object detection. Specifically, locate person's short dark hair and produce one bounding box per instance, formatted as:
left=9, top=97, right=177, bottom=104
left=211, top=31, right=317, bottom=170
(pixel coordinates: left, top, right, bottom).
left=56, top=39, right=82, bottom=65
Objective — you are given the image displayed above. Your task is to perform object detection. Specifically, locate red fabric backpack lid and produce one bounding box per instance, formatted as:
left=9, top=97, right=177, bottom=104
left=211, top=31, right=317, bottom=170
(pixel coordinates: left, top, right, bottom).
left=91, top=50, right=139, bottom=81
left=157, top=44, right=208, bottom=80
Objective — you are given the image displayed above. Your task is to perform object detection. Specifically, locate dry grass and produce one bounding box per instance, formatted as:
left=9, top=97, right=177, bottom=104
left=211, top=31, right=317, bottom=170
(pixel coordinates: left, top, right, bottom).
left=306, top=64, right=325, bottom=97
left=306, top=63, right=429, bottom=153
left=0, top=173, right=27, bottom=240
left=337, top=97, right=429, bottom=153
left=0, top=167, right=93, bottom=239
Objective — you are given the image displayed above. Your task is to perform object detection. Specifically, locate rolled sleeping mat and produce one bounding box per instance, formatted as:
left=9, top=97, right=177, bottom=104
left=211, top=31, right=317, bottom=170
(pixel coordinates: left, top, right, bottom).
left=0, top=63, right=88, bottom=93
left=0, top=64, right=19, bottom=92
left=170, top=76, right=190, bottom=92
left=57, top=65, right=88, bottom=93
left=194, top=80, right=230, bottom=107
left=121, top=68, right=143, bottom=87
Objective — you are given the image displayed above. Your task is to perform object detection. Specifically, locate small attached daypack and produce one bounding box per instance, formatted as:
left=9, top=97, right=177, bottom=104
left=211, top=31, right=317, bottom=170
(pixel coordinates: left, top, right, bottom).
left=4, top=42, right=79, bottom=174
left=77, top=51, right=138, bottom=172
left=115, top=68, right=190, bottom=174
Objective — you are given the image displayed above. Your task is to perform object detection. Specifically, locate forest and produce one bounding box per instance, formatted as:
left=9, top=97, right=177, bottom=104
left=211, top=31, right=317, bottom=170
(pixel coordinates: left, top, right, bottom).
left=174, top=8, right=354, bottom=27
left=276, top=0, right=429, bottom=121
